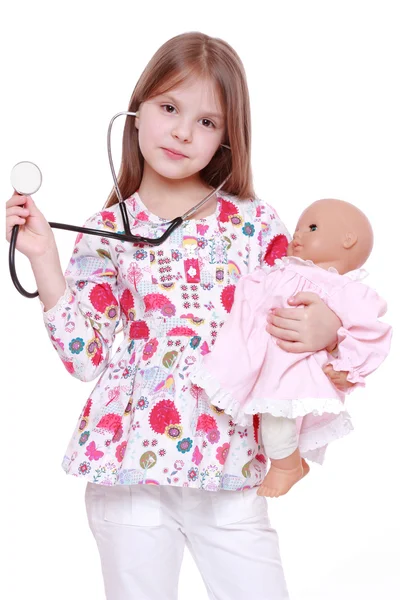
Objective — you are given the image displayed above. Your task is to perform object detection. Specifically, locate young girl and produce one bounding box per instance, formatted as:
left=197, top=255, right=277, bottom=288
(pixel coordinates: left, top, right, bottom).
left=6, top=32, right=346, bottom=600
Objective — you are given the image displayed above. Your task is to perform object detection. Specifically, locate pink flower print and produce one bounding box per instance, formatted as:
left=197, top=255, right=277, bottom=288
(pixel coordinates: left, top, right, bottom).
left=100, top=210, right=117, bottom=231
left=96, top=413, right=122, bottom=433
left=161, top=303, right=176, bottom=317
left=174, top=460, right=184, bottom=471
left=142, top=338, right=159, bottom=360
left=85, top=441, right=104, bottom=461
left=167, top=326, right=197, bottom=337
left=129, top=320, right=150, bottom=340
left=196, top=224, right=209, bottom=236
left=149, top=400, right=181, bottom=435
left=89, top=283, right=118, bottom=320
left=207, top=429, right=220, bottom=444
left=255, top=454, right=267, bottom=464
left=216, top=443, right=230, bottom=465
left=219, top=199, right=239, bottom=223
left=196, top=414, right=217, bottom=434
left=120, top=288, right=135, bottom=321
left=136, top=210, right=149, bottom=221
left=62, top=360, right=74, bottom=375
left=192, top=446, right=203, bottom=466
left=263, top=233, right=288, bottom=266
left=220, top=285, right=236, bottom=313
left=144, top=293, right=170, bottom=312
left=115, top=441, right=127, bottom=463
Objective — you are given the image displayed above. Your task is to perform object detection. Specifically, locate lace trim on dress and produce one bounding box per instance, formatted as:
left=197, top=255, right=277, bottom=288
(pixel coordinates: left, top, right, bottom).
left=190, top=366, right=347, bottom=428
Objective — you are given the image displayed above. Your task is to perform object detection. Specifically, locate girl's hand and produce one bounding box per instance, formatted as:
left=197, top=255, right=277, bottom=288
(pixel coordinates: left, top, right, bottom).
left=323, top=364, right=356, bottom=392
left=6, top=193, right=55, bottom=260
left=266, top=292, right=341, bottom=353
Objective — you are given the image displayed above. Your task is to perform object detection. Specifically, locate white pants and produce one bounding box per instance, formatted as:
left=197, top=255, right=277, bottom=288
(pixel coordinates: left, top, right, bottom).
left=85, top=482, right=289, bottom=600
left=261, top=414, right=298, bottom=460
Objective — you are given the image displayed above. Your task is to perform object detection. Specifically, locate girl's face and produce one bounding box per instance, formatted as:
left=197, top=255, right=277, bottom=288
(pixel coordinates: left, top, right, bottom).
left=135, top=76, right=225, bottom=182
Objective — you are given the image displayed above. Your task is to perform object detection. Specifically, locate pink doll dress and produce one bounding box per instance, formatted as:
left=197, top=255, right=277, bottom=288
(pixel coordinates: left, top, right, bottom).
left=190, top=256, right=392, bottom=463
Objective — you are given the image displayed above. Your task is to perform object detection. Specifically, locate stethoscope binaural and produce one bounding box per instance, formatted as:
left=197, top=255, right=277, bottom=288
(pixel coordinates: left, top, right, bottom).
left=9, top=111, right=231, bottom=299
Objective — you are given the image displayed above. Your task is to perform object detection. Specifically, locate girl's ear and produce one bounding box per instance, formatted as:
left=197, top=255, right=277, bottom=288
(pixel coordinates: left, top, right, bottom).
left=135, top=111, right=140, bottom=130
left=343, top=231, right=357, bottom=249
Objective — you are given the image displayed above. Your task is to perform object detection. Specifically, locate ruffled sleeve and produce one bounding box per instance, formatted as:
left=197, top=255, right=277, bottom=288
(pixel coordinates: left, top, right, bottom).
left=325, top=281, right=392, bottom=390
left=42, top=211, right=120, bottom=382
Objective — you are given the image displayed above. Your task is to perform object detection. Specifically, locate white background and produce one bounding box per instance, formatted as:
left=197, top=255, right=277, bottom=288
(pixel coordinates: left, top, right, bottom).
left=1, top=1, right=399, bottom=598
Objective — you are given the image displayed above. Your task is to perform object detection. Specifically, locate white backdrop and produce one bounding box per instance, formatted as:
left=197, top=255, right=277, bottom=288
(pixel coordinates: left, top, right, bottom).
left=1, top=1, right=399, bottom=599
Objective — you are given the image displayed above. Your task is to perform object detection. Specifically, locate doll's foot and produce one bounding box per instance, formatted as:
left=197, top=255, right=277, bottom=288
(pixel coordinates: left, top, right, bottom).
left=257, top=458, right=310, bottom=498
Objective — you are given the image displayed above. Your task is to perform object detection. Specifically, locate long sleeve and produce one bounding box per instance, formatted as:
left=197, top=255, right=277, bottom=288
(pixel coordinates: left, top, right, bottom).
left=326, top=280, right=392, bottom=390
left=42, top=213, right=120, bottom=382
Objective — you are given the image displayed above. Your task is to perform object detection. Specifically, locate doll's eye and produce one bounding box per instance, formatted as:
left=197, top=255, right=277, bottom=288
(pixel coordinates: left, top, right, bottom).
left=309, top=224, right=317, bottom=231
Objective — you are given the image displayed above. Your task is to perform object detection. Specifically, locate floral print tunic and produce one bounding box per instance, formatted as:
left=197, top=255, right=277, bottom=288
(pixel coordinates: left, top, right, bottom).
left=42, top=191, right=290, bottom=490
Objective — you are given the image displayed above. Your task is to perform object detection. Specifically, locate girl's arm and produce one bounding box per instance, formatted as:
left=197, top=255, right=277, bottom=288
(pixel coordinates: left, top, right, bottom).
left=6, top=193, right=66, bottom=309
left=6, top=192, right=121, bottom=383
left=41, top=212, right=121, bottom=383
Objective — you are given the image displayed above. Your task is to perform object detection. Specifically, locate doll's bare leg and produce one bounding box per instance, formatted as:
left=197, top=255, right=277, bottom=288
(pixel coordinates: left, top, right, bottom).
left=257, top=414, right=309, bottom=498
left=257, top=451, right=309, bottom=497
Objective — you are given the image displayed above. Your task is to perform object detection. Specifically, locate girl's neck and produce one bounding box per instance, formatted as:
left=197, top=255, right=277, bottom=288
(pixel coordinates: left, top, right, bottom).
left=137, top=165, right=216, bottom=220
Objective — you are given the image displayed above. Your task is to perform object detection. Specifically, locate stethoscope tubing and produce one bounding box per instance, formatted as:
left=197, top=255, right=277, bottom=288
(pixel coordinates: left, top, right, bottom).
left=9, top=111, right=230, bottom=298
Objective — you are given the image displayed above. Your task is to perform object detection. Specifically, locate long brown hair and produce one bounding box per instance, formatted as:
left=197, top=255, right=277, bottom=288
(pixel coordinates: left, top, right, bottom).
left=105, top=31, right=254, bottom=207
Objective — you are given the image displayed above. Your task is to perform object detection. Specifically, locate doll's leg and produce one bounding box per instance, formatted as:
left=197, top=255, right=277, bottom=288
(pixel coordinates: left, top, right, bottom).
left=258, top=414, right=309, bottom=498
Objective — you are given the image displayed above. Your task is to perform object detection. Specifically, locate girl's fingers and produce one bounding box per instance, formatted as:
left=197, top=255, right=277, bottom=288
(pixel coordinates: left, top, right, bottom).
left=275, top=340, right=306, bottom=353
left=270, top=307, right=304, bottom=321
left=6, top=193, right=28, bottom=208
left=267, top=313, right=301, bottom=331
left=266, top=324, right=300, bottom=341
left=6, top=206, right=30, bottom=217
left=6, top=216, right=26, bottom=240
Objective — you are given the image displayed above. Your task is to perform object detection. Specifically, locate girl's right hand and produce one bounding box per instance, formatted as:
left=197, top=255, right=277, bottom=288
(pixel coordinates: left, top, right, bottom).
left=5, top=193, right=55, bottom=260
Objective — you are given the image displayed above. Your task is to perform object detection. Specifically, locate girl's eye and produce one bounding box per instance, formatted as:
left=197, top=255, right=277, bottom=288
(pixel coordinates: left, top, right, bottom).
left=200, top=118, right=215, bottom=129
left=161, top=104, right=176, bottom=114
left=309, top=224, right=317, bottom=231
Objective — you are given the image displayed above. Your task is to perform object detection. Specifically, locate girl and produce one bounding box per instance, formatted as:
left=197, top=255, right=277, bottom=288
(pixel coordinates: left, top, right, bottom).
left=6, top=32, right=345, bottom=600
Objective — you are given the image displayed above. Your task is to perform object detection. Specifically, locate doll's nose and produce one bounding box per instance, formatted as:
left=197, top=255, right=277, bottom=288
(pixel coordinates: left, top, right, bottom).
left=293, top=231, right=302, bottom=241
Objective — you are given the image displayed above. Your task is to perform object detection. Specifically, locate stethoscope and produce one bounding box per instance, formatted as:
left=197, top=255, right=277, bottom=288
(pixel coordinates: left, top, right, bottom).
left=9, top=111, right=231, bottom=298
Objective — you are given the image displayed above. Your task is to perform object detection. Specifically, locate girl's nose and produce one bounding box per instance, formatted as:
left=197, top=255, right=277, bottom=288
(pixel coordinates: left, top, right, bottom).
left=172, top=120, right=192, bottom=143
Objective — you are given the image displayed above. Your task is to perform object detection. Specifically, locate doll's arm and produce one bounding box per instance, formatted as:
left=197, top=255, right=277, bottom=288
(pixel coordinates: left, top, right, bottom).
left=325, top=282, right=392, bottom=391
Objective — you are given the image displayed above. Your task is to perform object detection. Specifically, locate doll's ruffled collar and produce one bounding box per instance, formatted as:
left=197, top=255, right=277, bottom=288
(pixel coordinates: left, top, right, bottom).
left=272, top=256, right=369, bottom=281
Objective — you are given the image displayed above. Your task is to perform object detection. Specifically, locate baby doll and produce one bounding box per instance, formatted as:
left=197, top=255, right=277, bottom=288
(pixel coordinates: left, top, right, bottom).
left=190, top=199, right=392, bottom=498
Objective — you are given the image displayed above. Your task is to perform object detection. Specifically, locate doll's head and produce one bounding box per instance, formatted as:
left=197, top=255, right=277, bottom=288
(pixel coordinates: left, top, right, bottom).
left=287, top=199, right=374, bottom=274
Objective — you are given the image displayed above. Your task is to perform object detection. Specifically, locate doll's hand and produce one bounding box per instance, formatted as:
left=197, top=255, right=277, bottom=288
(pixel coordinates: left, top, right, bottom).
left=266, top=292, right=341, bottom=354
left=323, top=364, right=356, bottom=392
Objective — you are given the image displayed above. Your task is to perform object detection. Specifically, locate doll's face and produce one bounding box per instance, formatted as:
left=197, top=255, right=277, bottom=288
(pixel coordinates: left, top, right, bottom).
left=287, top=203, right=345, bottom=263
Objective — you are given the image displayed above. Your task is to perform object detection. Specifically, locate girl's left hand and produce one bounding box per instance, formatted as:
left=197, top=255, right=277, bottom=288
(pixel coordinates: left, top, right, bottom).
left=266, top=292, right=341, bottom=353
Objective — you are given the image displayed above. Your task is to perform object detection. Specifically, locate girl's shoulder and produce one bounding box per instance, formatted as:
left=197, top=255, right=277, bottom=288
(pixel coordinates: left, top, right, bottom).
left=217, top=192, right=282, bottom=223
left=81, top=203, right=126, bottom=234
